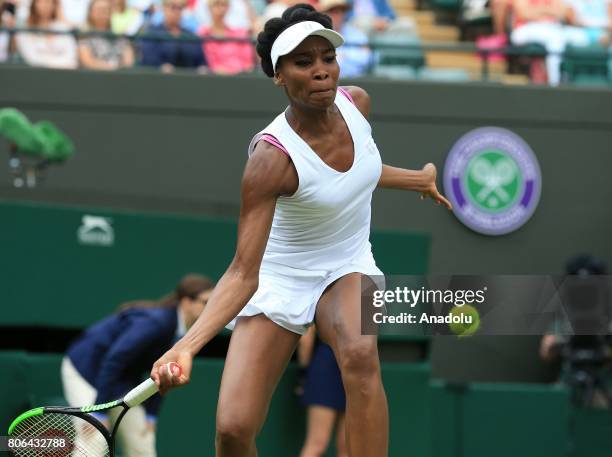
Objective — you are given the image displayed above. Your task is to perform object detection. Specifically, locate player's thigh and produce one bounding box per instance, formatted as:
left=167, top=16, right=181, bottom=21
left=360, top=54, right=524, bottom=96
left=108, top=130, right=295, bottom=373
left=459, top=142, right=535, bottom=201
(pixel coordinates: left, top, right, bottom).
left=315, top=273, right=378, bottom=357
left=216, top=314, right=300, bottom=433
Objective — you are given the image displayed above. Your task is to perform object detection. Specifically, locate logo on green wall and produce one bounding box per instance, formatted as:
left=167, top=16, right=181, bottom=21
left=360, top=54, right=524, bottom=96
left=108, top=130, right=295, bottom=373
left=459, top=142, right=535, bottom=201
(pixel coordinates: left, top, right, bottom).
left=465, top=150, right=521, bottom=211
left=77, top=215, right=114, bottom=246
left=443, top=127, right=542, bottom=236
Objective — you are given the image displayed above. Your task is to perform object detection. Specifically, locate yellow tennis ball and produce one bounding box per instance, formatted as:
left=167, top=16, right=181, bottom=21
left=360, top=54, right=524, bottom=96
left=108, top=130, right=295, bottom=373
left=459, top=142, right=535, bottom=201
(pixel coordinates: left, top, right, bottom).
left=449, top=304, right=480, bottom=337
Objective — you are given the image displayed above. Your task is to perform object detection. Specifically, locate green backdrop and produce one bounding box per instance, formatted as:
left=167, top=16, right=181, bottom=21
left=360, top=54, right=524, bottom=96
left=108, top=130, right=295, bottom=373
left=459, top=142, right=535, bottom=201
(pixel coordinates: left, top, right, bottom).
left=0, top=200, right=430, bottom=328
left=4, top=352, right=609, bottom=457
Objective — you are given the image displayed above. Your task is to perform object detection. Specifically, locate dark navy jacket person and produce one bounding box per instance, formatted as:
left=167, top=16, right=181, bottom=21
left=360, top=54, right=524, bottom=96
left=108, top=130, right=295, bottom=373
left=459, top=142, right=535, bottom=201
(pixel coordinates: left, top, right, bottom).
left=140, top=0, right=207, bottom=70
left=62, top=274, right=213, bottom=457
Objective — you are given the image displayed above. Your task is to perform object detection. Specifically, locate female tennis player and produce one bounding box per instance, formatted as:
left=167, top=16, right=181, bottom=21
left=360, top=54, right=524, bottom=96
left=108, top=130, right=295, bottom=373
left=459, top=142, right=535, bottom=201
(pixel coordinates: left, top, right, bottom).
left=151, top=4, right=451, bottom=456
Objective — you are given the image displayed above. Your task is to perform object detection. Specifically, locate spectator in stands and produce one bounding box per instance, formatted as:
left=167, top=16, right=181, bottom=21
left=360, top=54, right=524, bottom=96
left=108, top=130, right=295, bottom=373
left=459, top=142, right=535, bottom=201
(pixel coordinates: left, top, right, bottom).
left=490, top=0, right=511, bottom=36
left=259, top=0, right=304, bottom=29
left=140, top=0, right=208, bottom=72
left=319, top=0, right=371, bottom=78
left=62, top=0, right=91, bottom=27
left=193, top=0, right=257, bottom=32
left=509, top=0, right=591, bottom=85
left=111, top=0, right=143, bottom=35
left=16, top=0, right=79, bottom=68
left=149, top=0, right=200, bottom=33
left=0, top=0, right=16, bottom=61
left=475, top=0, right=510, bottom=63
left=346, top=0, right=395, bottom=32
left=566, top=0, right=612, bottom=45
left=79, top=0, right=134, bottom=69
left=198, top=0, right=254, bottom=74
left=62, top=274, right=214, bottom=457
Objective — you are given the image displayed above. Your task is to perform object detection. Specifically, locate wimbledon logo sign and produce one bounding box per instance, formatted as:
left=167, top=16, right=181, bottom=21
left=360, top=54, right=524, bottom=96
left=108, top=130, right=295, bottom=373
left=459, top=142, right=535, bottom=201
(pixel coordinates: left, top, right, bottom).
left=443, top=127, right=542, bottom=236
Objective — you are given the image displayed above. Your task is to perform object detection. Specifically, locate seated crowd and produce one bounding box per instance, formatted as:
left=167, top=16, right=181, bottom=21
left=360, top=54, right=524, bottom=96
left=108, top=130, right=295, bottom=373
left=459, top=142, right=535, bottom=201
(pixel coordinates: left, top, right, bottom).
left=1, top=0, right=610, bottom=84
left=0, top=0, right=404, bottom=75
left=479, top=0, right=611, bottom=85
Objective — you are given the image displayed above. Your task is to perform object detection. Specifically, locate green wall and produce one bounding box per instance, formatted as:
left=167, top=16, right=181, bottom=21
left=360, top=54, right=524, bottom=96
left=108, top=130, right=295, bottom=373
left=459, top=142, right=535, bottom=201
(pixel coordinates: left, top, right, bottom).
left=0, top=353, right=433, bottom=457
left=6, top=352, right=608, bottom=457
left=0, top=200, right=430, bottom=328
left=1, top=67, right=610, bottom=277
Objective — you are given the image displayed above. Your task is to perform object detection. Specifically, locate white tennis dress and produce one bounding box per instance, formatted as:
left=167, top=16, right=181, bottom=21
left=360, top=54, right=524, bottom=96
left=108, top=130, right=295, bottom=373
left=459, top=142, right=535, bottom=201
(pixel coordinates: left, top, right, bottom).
left=226, top=89, right=384, bottom=335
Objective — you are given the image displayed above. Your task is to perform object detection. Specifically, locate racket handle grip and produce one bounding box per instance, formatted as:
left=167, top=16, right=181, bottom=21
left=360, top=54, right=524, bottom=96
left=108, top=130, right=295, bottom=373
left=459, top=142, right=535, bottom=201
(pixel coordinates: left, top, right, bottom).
left=124, top=378, right=158, bottom=407
left=124, top=363, right=181, bottom=407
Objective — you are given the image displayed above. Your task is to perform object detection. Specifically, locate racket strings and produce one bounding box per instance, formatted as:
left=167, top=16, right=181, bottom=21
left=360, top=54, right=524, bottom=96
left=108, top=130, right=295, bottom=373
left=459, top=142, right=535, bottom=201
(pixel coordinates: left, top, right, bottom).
left=9, top=412, right=110, bottom=457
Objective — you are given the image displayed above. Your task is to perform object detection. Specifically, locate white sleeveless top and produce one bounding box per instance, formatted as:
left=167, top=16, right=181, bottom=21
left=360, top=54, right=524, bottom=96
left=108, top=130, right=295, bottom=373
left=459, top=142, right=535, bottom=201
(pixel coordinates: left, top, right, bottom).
left=249, top=90, right=382, bottom=275
left=227, top=89, right=384, bottom=334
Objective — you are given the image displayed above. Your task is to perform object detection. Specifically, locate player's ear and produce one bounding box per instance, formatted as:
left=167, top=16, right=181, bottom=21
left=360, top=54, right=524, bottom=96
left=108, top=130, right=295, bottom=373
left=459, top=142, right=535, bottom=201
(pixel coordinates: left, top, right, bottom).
left=273, top=72, right=284, bottom=87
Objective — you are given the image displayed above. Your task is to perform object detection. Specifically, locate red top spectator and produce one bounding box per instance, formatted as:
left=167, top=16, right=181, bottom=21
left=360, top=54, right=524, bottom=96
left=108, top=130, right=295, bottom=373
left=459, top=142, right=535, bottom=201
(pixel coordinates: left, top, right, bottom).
left=198, top=0, right=254, bottom=74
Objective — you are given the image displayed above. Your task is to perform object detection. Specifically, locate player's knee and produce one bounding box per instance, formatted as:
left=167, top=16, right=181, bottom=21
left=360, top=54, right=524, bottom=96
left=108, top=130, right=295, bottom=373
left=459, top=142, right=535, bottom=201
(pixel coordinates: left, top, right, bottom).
left=216, top=417, right=257, bottom=448
left=338, top=337, right=379, bottom=381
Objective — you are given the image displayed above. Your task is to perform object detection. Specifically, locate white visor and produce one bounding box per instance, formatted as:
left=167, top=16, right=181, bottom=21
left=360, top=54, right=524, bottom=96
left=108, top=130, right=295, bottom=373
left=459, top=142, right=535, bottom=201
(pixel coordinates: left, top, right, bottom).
left=271, top=21, right=344, bottom=72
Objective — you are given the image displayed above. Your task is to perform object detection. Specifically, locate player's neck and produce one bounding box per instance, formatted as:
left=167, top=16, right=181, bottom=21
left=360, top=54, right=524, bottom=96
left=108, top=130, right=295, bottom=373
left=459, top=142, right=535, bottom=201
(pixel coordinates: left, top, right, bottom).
left=286, top=103, right=338, bottom=136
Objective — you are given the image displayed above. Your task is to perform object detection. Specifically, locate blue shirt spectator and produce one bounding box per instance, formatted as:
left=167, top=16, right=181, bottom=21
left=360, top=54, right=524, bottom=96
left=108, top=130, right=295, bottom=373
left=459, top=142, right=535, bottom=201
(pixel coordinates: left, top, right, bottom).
left=319, top=0, right=372, bottom=78
left=67, top=307, right=179, bottom=416
left=346, top=0, right=396, bottom=31
left=141, top=0, right=207, bottom=70
left=65, top=274, right=213, bottom=418
left=338, top=22, right=371, bottom=77
left=141, top=23, right=207, bottom=68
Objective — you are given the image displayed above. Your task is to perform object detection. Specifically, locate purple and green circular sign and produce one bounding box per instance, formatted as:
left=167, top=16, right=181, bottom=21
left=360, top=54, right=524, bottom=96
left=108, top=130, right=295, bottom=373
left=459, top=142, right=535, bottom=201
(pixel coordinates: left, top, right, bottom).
left=443, top=127, right=541, bottom=236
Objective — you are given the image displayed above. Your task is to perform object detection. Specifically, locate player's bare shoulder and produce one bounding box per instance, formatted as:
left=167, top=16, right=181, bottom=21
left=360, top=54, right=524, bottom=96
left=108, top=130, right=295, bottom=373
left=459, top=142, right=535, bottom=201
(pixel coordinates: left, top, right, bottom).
left=243, top=139, right=298, bottom=197
left=342, top=86, right=371, bottom=119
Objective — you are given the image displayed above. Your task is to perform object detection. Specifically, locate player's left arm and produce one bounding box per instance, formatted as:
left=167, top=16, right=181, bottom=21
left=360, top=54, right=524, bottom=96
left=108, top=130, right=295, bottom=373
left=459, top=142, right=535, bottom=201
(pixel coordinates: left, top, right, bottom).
left=343, top=85, right=452, bottom=210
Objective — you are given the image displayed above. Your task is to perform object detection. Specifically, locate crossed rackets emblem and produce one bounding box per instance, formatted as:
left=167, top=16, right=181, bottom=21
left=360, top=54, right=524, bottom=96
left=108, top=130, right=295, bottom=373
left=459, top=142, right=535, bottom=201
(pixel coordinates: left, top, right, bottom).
left=469, top=156, right=517, bottom=207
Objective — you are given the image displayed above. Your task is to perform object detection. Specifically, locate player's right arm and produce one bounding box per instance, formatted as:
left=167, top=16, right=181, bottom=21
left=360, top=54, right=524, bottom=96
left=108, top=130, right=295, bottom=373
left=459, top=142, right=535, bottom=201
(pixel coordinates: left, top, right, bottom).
left=151, top=141, right=296, bottom=393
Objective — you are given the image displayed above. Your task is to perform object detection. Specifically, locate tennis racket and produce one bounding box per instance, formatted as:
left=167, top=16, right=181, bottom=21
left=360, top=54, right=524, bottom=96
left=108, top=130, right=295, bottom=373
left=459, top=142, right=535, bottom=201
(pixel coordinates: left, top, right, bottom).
left=7, top=362, right=182, bottom=457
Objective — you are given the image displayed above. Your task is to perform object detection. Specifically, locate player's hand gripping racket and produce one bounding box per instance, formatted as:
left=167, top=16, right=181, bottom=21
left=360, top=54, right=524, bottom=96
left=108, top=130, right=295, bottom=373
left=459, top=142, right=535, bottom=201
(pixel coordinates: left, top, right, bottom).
left=6, top=362, right=182, bottom=457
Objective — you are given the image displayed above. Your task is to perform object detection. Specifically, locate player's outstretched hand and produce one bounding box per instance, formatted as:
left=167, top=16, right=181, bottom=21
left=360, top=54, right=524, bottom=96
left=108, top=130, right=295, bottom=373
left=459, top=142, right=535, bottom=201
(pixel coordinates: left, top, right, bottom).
left=151, top=349, right=193, bottom=395
left=420, top=163, right=453, bottom=210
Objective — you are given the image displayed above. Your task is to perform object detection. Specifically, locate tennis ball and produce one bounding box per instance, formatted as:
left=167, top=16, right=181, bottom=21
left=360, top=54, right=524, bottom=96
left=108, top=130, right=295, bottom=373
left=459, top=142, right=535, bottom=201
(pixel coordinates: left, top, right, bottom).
left=449, top=304, right=480, bottom=337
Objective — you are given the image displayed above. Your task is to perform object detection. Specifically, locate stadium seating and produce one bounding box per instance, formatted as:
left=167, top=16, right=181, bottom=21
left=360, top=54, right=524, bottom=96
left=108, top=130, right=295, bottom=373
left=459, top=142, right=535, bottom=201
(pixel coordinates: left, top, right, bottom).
left=370, top=31, right=425, bottom=79
left=562, top=45, right=610, bottom=86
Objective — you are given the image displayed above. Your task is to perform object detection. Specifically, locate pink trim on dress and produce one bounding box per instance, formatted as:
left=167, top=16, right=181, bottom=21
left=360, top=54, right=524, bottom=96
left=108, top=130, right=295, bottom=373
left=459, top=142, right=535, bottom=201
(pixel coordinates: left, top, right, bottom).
left=337, top=86, right=356, bottom=106
left=260, top=134, right=290, bottom=157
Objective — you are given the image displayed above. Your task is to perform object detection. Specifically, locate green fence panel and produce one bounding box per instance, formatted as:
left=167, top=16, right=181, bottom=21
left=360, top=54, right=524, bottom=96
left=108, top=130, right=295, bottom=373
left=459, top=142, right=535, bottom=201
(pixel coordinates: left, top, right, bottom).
left=26, top=353, right=66, bottom=407
left=1, top=200, right=237, bottom=327
left=0, top=351, right=30, bottom=434
left=385, top=363, right=432, bottom=457
left=9, top=353, right=610, bottom=457
left=431, top=381, right=570, bottom=457
left=570, top=407, right=612, bottom=457
left=371, top=230, right=430, bottom=274
left=2, top=352, right=432, bottom=457
left=1, top=201, right=430, bottom=329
